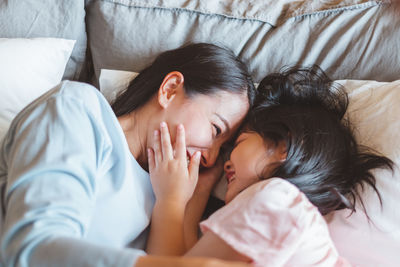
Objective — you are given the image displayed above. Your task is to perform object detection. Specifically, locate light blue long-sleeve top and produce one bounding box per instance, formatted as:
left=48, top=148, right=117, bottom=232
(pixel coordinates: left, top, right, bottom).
left=0, top=81, right=155, bottom=267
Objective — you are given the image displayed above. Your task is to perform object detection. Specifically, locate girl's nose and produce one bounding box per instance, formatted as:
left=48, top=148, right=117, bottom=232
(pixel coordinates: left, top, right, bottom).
left=224, top=160, right=233, bottom=173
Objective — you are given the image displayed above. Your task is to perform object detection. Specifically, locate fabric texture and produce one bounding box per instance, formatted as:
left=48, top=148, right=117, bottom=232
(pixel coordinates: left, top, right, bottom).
left=0, top=38, right=75, bottom=142
left=86, top=0, right=399, bottom=86
left=0, top=0, right=87, bottom=80
left=200, top=178, right=351, bottom=267
left=0, top=81, right=154, bottom=267
left=90, top=0, right=380, bottom=26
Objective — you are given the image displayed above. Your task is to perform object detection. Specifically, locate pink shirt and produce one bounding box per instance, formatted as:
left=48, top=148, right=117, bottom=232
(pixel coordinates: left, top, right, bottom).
left=200, top=178, right=351, bottom=267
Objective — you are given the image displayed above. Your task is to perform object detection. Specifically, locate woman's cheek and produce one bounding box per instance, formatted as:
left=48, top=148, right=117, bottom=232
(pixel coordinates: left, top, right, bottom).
left=185, top=125, right=212, bottom=147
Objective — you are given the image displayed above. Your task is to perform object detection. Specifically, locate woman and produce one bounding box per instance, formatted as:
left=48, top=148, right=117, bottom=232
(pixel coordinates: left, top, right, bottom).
left=0, top=43, right=255, bottom=267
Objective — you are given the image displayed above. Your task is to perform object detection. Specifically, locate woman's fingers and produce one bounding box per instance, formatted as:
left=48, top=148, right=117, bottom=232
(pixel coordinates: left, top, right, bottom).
left=160, top=122, right=174, bottom=160
left=175, top=124, right=187, bottom=160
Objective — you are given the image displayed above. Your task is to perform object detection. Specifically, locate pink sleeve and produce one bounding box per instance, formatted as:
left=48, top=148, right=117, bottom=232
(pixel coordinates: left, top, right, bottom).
left=200, top=178, right=351, bottom=267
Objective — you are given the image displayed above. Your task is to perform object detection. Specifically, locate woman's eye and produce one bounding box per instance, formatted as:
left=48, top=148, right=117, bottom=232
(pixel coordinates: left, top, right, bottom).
left=213, top=124, right=222, bottom=137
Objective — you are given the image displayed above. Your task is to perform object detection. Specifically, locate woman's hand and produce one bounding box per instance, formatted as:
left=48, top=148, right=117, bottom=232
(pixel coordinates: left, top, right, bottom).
left=148, top=122, right=201, bottom=206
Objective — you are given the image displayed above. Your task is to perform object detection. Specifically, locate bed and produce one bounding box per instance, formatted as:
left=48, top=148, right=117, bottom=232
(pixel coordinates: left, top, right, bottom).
left=1, top=0, right=399, bottom=266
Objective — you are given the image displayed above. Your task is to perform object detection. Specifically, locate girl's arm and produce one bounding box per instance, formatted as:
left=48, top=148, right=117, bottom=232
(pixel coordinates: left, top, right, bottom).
left=147, top=200, right=187, bottom=255
left=183, top=160, right=224, bottom=250
left=185, top=231, right=251, bottom=262
left=135, top=255, right=251, bottom=267
left=146, top=123, right=200, bottom=255
left=183, top=189, right=209, bottom=249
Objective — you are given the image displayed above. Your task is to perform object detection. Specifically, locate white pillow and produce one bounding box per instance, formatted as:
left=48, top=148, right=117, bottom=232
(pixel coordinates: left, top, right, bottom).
left=0, top=38, right=76, bottom=141
left=326, top=80, right=400, bottom=267
left=99, top=69, right=139, bottom=103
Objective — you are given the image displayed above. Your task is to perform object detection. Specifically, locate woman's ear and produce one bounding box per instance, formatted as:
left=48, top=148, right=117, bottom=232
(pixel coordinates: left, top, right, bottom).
left=158, top=71, right=184, bottom=109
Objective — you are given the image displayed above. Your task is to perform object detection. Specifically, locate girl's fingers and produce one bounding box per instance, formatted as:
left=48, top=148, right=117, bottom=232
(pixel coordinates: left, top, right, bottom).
left=188, top=151, right=201, bottom=183
left=153, top=129, right=162, bottom=165
left=147, top=148, right=155, bottom=171
left=175, top=124, right=187, bottom=160
left=160, top=122, right=173, bottom=160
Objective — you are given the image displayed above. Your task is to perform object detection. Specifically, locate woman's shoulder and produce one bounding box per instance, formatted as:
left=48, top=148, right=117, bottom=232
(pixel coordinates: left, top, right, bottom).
left=20, top=81, right=116, bottom=126
left=55, top=81, right=108, bottom=106
left=6, top=81, right=118, bottom=148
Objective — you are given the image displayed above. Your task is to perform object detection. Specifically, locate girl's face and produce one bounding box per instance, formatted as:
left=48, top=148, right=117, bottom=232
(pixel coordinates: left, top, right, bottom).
left=224, top=132, right=287, bottom=204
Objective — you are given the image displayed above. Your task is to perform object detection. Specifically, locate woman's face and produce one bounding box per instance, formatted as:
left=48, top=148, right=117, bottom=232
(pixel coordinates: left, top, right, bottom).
left=164, top=91, right=249, bottom=168
left=223, top=132, right=287, bottom=204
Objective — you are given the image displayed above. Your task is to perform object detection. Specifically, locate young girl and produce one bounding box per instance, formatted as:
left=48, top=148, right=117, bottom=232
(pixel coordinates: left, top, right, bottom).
left=147, top=66, right=393, bottom=266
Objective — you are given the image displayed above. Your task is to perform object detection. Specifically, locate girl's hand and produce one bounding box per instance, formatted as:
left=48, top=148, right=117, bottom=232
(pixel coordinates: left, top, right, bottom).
left=148, top=122, right=201, bottom=206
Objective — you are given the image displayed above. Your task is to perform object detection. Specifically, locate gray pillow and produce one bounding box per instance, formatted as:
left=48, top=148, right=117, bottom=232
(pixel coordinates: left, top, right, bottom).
left=86, top=0, right=400, bottom=85
left=0, top=0, right=87, bottom=81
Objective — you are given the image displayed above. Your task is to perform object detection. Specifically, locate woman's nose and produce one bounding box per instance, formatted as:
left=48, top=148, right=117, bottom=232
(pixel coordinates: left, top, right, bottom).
left=224, top=160, right=233, bottom=173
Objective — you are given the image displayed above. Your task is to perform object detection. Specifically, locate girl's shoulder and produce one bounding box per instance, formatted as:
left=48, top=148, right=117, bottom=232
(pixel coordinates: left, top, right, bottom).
left=250, top=177, right=300, bottom=197
left=239, top=177, right=308, bottom=208
left=201, top=178, right=346, bottom=267
left=225, top=178, right=323, bottom=230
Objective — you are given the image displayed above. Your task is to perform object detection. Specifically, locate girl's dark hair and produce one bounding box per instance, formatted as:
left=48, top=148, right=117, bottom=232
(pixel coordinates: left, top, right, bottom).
left=249, top=66, right=393, bottom=215
left=112, top=43, right=255, bottom=116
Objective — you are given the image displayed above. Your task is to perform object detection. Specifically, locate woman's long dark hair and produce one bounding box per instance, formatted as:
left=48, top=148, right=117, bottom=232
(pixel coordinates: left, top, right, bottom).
left=249, top=66, right=393, bottom=215
left=112, top=43, right=255, bottom=116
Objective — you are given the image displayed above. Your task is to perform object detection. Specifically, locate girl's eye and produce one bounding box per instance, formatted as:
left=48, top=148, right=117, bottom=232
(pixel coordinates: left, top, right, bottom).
left=233, top=140, right=241, bottom=147
left=213, top=124, right=222, bottom=137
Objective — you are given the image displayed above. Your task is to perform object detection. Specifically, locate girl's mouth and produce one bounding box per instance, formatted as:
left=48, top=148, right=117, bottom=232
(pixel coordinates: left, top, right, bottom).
left=226, top=172, right=236, bottom=184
